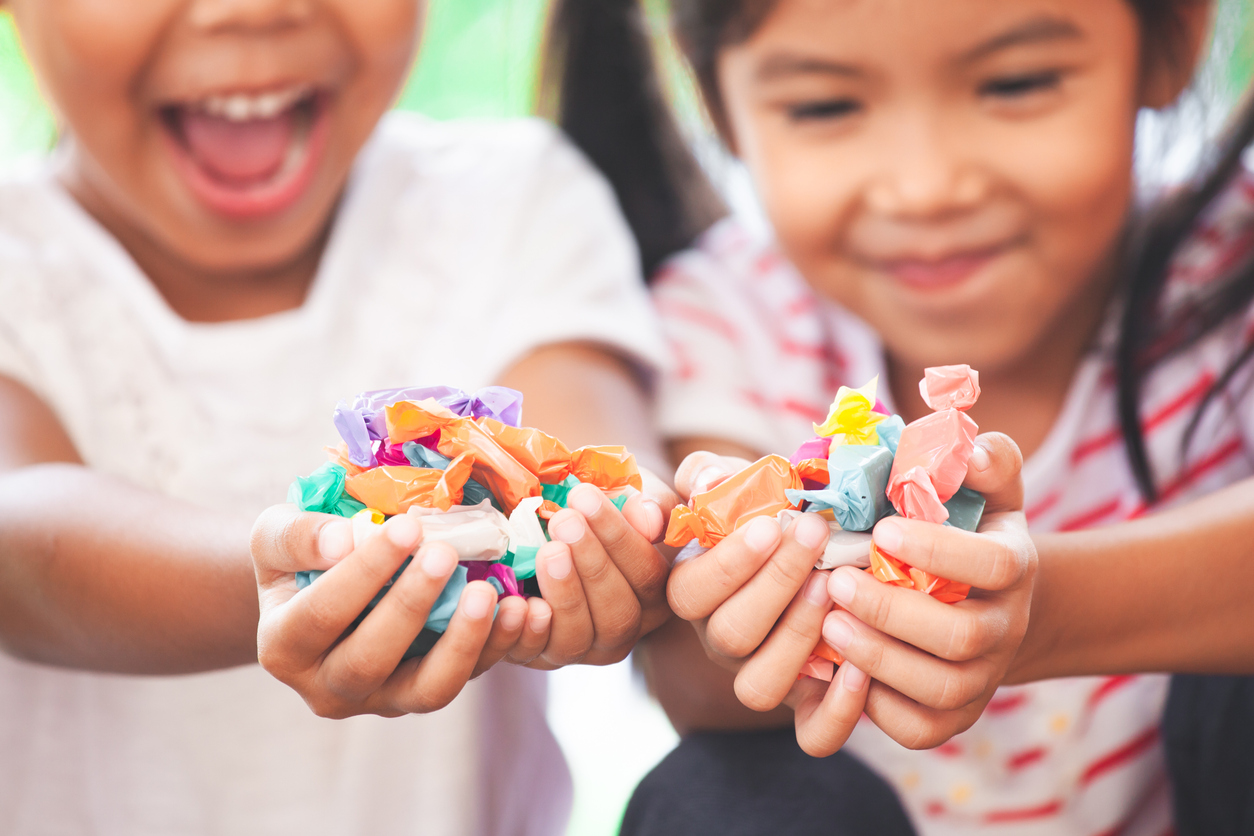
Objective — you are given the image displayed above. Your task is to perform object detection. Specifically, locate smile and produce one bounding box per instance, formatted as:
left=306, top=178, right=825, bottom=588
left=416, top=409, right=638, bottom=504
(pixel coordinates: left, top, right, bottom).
left=158, top=84, right=330, bottom=220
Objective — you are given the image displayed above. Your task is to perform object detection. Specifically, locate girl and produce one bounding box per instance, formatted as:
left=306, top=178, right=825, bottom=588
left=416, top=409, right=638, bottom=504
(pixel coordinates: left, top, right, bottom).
left=0, top=1, right=676, bottom=834
left=552, top=0, right=1254, bottom=833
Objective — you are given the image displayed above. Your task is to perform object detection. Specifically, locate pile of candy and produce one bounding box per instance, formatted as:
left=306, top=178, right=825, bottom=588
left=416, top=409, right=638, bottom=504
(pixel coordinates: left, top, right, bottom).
left=664, top=365, right=986, bottom=681
left=288, top=385, right=643, bottom=659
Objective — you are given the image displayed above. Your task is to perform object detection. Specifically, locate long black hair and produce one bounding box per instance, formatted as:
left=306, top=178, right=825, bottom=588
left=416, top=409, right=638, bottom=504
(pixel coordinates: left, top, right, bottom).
left=1116, top=96, right=1254, bottom=503
left=541, top=0, right=725, bottom=279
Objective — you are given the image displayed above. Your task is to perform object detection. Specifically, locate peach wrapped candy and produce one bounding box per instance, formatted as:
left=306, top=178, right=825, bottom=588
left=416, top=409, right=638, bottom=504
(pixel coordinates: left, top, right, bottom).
left=345, top=452, right=475, bottom=516
left=664, top=455, right=801, bottom=549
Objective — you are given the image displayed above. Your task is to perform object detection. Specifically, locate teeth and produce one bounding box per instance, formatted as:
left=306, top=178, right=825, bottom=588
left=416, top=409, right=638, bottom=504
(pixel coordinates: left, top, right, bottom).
left=200, top=86, right=311, bottom=121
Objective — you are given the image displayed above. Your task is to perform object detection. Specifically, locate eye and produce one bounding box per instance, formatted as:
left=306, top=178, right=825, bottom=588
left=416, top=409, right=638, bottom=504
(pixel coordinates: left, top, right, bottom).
left=786, top=98, right=862, bottom=122
left=979, top=70, right=1062, bottom=99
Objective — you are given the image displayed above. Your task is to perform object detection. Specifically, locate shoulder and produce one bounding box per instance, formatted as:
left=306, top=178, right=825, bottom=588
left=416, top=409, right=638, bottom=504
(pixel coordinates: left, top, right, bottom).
left=354, top=112, right=611, bottom=210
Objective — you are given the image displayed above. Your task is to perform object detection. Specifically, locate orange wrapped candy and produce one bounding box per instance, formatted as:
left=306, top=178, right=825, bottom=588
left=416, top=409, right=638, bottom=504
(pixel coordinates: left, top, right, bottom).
left=570, top=445, right=644, bottom=492
left=869, top=541, right=971, bottom=604
left=664, top=455, right=802, bottom=549
left=385, top=398, right=459, bottom=443
left=794, top=457, right=829, bottom=485
left=479, top=418, right=572, bottom=482
left=345, top=452, right=474, bottom=515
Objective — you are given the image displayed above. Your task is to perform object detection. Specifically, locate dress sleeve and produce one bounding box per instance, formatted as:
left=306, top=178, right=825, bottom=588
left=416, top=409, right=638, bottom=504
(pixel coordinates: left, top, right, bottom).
left=472, top=123, right=671, bottom=384
left=650, top=246, right=785, bottom=456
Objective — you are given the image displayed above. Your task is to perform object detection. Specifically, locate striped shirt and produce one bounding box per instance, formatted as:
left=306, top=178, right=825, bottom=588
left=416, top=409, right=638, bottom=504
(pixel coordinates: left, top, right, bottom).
left=652, top=169, right=1254, bottom=836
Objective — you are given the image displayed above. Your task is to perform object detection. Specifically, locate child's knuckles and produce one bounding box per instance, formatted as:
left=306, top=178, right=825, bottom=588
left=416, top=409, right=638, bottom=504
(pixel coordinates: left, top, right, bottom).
left=856, top=584, right=898, bottom=634
left=334, top=645, right=389, bottom=694
left=759, top=546, right=814, bottom=597
left=303, top=592, right=346, bottom=639
left=734, top=668, right=784, bottom=712
left=943, top=611, right=986, bottom=661
left=705, top=613, right=760, bottom=659
left=933, top=668, right=983, bottom=712
left=666, top=574, right=713, bottom=621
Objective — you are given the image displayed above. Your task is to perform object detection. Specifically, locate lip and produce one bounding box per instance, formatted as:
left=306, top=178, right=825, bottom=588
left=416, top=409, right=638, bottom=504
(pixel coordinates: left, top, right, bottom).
left=158, top=92, right=331, bottom=221
left=871, top=243, right=1014, bottom=292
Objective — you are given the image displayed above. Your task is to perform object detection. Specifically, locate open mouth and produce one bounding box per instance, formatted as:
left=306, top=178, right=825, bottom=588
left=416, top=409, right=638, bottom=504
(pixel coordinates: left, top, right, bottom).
left=159, top=85, right=330, bottom=219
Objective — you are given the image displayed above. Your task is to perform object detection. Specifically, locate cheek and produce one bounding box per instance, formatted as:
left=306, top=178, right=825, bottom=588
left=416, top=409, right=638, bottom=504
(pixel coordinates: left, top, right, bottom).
left=335, top=0, right=422, bottom=97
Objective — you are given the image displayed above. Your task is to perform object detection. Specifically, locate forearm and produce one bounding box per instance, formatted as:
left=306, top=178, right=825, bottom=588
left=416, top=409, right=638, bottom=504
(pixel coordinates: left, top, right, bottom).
left=636, top=615, right=792, bottom=734
left=1010, top=477, right=1254, bottom=682
left=0, top=464, right=258, bottom=674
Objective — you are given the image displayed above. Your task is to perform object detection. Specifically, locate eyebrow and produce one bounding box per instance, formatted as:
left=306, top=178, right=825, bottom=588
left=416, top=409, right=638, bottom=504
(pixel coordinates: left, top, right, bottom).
left=755, top=54, right=864, bottom=83
left=961, top=16, right=1084, bottom=62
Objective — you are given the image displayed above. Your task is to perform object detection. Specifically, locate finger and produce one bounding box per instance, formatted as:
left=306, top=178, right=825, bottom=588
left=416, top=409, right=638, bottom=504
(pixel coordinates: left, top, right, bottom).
left=870, top=513, right=1031, bottom=591
left=827, top=565, right=1008, bottom=660
left=507, top=598, right=553, bottom=666
left=548, top=501, right=642, bottom=656
left=667, top=516, right=780, bottom=621
left=673, top=451, right=752, bottom=500
left=705, top=513, right=830, bottom=659
left=963, top=432, right=1024, bottom=513
left=472, top=595, right=529, bottom=678
left=635, top=467, right=681, bottom=542
left=734, top=571, right=833, bottom=712
left=250, top=504, right=355, bottom=581
left=278, top=515, right=424, bottom=660
left=566, top=483, right=668, bottom=607
left=792, top=662, right=870, bottom=757
left=863, top=680, right=979, bottom=751
left=375, top=580, right=498, bottom=714
left=320, top=542, right=461, bottom=700
left=534, top=541, right=595, bottom=666
left=821, top=610, right=992, bottom=711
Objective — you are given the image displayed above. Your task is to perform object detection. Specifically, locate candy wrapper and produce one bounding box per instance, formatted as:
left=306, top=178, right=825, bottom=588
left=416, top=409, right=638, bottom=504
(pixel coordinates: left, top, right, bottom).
left=290, top=384, right=644, bottom=659
left=663, top=368, right=987, bottom=682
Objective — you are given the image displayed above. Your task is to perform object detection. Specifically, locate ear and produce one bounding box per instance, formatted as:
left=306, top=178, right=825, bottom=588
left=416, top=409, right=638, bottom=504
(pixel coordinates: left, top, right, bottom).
left=1141, top=0, right=1215, bottom=109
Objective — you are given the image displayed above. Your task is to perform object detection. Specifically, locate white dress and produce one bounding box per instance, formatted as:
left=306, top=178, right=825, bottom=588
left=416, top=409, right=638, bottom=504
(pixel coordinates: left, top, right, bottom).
left=0, top=112, right=668, bottom=836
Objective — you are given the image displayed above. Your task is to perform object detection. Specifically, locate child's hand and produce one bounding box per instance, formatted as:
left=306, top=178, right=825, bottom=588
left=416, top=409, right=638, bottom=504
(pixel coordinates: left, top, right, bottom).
left=510, top=471, right=676, bottom=669
left=803, top=432, right=1035, bottom=754
left=250, top=507, right=540, bottom=718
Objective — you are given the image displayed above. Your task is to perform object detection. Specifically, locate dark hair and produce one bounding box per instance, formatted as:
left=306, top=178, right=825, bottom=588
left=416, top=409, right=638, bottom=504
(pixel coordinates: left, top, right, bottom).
left=541, top=0, right=725, bottom=278
left=1116, top=96, right=1254, bottom=503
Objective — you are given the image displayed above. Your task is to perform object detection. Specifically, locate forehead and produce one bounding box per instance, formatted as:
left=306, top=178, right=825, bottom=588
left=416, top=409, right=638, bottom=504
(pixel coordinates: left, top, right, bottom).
left=740, top=0, right=1133, bottom=72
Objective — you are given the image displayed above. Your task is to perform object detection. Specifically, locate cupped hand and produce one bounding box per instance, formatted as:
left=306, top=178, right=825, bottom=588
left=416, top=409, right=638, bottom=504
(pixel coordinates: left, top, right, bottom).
left=802, top=431, right=1036, bottom=754
left=250, top=507, right=542, bottom=718
left=515, top=467, right=677, bottom=669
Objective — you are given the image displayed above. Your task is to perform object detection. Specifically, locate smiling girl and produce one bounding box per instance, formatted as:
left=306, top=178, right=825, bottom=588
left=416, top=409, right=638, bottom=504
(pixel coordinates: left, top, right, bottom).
left=0, top=1, right=679, bottom=834
left=550, top=0, right=1254, bottom=833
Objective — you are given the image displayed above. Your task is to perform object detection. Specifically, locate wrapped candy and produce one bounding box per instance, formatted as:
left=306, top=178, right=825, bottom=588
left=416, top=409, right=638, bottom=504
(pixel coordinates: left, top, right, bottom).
left=664, top=455, right=801, bottom=549
left=813, top=377, right=887, bottom=446
left=777, top=510, right=871, bottom=571
left=785, top=444, right=894, bottom=532
left=290, top=383, right=646, bottom=659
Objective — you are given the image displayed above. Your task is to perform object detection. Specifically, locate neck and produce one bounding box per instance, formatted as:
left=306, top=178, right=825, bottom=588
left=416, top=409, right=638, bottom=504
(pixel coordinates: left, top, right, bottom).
left=886, top=259, right=1119, bottom=462
left=60, top=152, right=327, bottom=324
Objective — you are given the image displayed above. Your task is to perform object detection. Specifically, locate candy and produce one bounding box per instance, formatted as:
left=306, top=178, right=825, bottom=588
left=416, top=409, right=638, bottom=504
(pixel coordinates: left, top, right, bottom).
left=664, top=455, right=801, bottom=549
left=289, top=384, right=645, bottom=660
left=785, top=444, right=894, bottom=532
left=813, top=377, right=886, bottom=446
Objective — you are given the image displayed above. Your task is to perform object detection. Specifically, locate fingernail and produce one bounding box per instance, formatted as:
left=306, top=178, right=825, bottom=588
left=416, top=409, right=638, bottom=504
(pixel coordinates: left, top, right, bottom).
left=318, top=521, right=354, bottom=562
left=693, top=466, right=728, bottom=495
left=642, top=498, right=664, bottom=541
left=970, top=443, right=992, bottom=472
left=420, top=544, right=457, bottom=577
left=386, top=516, right=422, bottom=550
left=566, top=484, right=602, bottom=517
left=498, top=604, right=525, bottom=632
left=794, top=514, right=830, bottom=550
left=804, top=572, right=829, bottom=605
left=543, top=545, right=573, bottom=580
left=462, top=584, right=495, bottom=620
left=529, top=607, right=552, bottom=633
left=842, top=663, right=868, bottom=692
left=548, top=514, right=585, bottom=545
left=742, top=517, right=780, bottom=553
left=823, top=614, right=854, bottom=649
left=873, top=519, right=904, bottom=554
left=828, top=569, right=857, bottom=607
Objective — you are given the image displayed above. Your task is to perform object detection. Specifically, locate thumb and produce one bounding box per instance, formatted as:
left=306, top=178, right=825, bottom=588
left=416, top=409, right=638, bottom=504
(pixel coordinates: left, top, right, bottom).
left=962, top=432, right=1024, bottom=514
left=674, top=451, right=753, bottom=501
left=249, top=504, right=355, bottom=579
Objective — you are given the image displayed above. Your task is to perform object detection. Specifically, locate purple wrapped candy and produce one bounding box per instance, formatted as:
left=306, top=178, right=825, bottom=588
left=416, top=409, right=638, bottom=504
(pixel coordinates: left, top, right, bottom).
left=465, top=561, right=522, bottom=598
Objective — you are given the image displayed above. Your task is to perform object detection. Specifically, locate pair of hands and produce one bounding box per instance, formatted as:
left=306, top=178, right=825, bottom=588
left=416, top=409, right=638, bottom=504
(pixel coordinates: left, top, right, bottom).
left=249, top=476, right=675, bottom=719
left=667, top=432, right=1038, bottom=756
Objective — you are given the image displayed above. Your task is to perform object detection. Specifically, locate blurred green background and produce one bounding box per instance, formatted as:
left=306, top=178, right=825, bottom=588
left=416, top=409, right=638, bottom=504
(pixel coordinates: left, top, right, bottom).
left=1, top=1, right=1252, bottom=835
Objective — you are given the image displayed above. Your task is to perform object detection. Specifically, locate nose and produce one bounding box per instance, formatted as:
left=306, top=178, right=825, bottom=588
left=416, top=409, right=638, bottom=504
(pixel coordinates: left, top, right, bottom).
left=864, top=111, right=988, bottom=219
left=188, top=0, right=315, bottom=32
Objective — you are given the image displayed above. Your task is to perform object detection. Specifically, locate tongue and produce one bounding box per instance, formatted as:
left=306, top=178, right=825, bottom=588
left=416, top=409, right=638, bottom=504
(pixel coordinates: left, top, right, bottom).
left=180, top=109, right=296, bottom=183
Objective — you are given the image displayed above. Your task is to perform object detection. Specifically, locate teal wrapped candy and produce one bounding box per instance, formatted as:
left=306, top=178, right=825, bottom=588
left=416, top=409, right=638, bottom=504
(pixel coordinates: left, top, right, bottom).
left=786, top=445, right=894, bottom=532
left=942, top=486, right=986, bottom=532
left=403, top=441, right=500, bottom=510
left=541, top=475, right=582, bottom=507
left=505, top=545, right=540, bottom=580
left=287, top=462, right=366, bottom=518
left=876, top=414, right=906, bottom=456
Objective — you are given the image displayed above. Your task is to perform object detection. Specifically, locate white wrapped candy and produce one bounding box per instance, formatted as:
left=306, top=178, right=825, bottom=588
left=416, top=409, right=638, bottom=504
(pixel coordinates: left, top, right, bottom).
left=406, top=500, right=512, bottom=561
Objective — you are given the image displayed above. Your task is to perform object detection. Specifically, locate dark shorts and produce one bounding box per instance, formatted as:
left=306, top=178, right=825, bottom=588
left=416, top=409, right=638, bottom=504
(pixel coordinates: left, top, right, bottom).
left=622, top=675, right=1254, bottom=836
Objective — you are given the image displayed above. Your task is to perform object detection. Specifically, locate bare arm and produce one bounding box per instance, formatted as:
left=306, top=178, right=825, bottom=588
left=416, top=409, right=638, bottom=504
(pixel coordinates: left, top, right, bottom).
left=0, top=376, right=257, bottom=673
left=1012, top=477, right=1254, bottom=682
